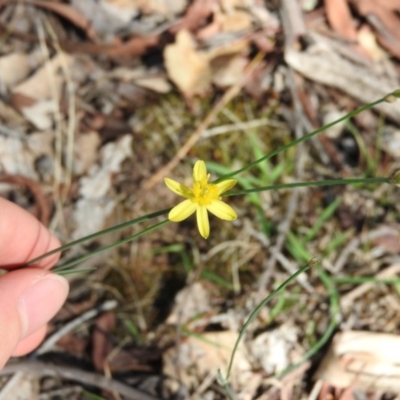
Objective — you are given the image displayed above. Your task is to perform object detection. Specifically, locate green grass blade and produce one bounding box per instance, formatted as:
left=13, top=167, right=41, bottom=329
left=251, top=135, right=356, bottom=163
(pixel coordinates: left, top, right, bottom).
left=286, top=231, right=312, bottom=263
left=305, top=197, right=342, bottom=242
left=200, top=270, right=235, bottom=290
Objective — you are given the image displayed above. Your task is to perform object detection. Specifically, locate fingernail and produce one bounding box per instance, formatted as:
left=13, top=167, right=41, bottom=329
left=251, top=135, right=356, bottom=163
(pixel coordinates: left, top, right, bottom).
left=18, top=274, right=69, bottom=339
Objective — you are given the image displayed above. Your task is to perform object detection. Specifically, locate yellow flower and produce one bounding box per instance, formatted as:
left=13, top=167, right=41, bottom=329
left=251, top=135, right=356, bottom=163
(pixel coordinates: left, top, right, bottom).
left=164, top=160, right=237, bottom=239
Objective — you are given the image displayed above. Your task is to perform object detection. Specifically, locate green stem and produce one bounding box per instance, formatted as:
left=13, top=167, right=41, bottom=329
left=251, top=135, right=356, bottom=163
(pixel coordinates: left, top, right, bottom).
left=224, top=177, right=390, bottom=197
left=275, top=269, right=340, bottom=379
left=54, top=220, right=170, bottom=273
left=223, top=262, right=311, bottom=381
left=25, top=208, right=171, bottom=266
left=214, top=96, right=387, bottom=183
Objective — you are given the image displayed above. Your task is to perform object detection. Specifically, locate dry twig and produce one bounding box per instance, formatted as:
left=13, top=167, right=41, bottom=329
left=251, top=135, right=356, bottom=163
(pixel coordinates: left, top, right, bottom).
left=1, top=360, right=158, bottom=400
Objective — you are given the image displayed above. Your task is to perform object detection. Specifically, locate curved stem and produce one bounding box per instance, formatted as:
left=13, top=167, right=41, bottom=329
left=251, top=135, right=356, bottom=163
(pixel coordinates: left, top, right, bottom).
left=275, top=269, right=340, bottom=379
left=223, top=262, right=311, bottom=381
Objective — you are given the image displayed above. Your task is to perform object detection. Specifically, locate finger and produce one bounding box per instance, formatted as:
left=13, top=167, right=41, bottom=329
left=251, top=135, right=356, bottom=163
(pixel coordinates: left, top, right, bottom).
left=0, top=197, right=61, bottom=269
left=11, top=326, right=47, bottom=357
left=0, top=268, right=69, bottom=369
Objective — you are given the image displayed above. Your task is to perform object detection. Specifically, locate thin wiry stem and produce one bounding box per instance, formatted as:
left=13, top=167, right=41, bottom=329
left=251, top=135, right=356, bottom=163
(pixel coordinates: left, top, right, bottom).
left=223, top=177, right=390, bottom=197
left=54, top=220, right=169, bottom=273
left=214, top=96, right=388, bottom=183
left=25, top=208, right=171, bottom=266
left=222, top=262, right=311, bottom=381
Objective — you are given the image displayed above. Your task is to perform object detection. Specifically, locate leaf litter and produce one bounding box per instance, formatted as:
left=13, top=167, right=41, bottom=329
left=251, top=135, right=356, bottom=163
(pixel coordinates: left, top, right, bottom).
left=1, top=0, right=400, bottom=399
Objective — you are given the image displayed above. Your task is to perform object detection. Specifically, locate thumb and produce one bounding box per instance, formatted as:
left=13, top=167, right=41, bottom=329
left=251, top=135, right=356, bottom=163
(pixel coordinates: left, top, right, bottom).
left=0, top=268, right=69, bottom=369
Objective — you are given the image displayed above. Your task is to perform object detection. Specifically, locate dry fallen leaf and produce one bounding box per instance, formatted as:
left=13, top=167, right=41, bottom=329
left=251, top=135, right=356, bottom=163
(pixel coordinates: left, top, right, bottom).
left=0, top=133, right=52, bottom=180
left=134, top=76, right=172, bottom=93
left=350, top=0, right=400, bottom=59
left=134, top=0, right=187, bottom=16
left=324, top=0, right=357, bottom=41
left=215, top=9, right=253, bottom=32
left=0, top=99, right=28, bottom=129
left=11, top=53, right=73, bottom=129
left=0, top=53, right=31, bottom=89
left=315, top=330, right=400, bottom=391
left=163, top=331, right=253, bottom=392
left=357, top=24, right=387, bottom=61
left=249, top=323, right=300, bottom=375
left=211, top=54, right=247, bottom=88
left=165, top=29, right=250, bottom=97
left=74, top=132, right=101, bottom=175
left=166, top=282, right=211, bottom=325
left=381, top=129, right=400, bottom=157
left=220, top=0, right=249, bottom=10
left=71, top=0, right=138, bottom=37
left=164, top=30, right=211, bottom=97
left=73, top=135, right=132, bottom=239
left=19, top=100, right=58, bottom=131
left=97, top=0, right=139, bottom=29
left=12, top=53, right=72, bottom=101
left=109, top=66, right=172, bottom=93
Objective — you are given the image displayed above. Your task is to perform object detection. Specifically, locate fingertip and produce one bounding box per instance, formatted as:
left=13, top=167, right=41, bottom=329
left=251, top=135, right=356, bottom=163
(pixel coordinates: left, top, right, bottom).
left=11, top=326, right=47, bottom=357
left=0, top=269, right=69, bottom=368
left=0, top=197, right=61, bottom=269
left=18, top=273, right=69, bottom=339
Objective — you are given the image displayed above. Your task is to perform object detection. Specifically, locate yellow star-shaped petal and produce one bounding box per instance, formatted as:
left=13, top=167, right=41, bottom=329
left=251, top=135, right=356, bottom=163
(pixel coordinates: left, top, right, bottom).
left=164, top=160, right=237, bottom=238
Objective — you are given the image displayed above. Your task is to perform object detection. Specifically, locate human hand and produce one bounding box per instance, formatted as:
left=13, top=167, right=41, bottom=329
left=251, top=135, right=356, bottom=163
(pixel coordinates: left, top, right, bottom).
left=0, top=197, right=69, bottom=369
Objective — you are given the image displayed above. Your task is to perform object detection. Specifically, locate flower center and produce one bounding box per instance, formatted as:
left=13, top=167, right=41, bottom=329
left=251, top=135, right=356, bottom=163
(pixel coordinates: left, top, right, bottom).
left=191, top=177, right=220, bottom=205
